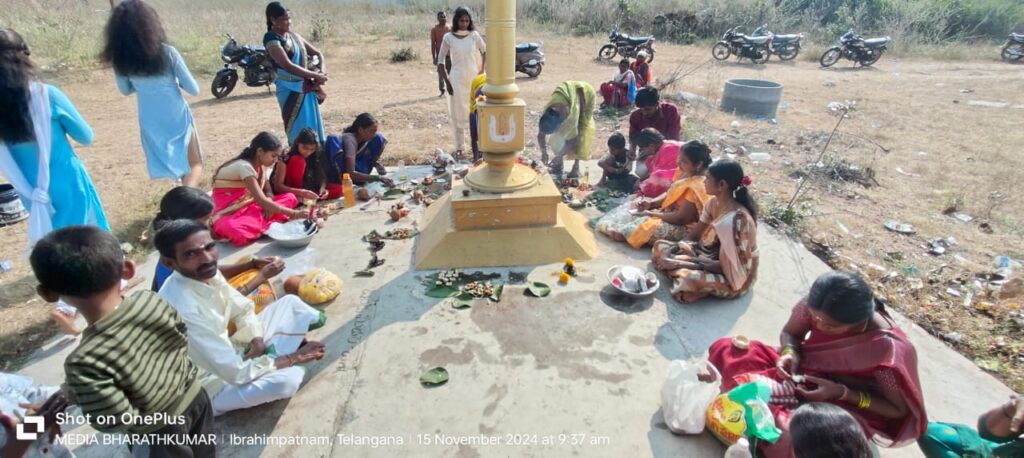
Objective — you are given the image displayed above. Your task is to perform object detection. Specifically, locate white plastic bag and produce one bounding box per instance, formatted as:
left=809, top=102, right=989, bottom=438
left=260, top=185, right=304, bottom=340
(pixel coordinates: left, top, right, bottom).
left=661, top=358, right=721, bottom=434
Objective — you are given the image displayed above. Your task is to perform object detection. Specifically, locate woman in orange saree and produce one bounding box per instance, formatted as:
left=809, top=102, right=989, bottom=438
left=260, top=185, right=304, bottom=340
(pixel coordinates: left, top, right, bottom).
left=706, top=271, right=927, bottom=457
left=652, top=158, right=758, bottom=302
left=210, top=131, right=304, bottom=246
left=596, top=140, right=712, bottom=248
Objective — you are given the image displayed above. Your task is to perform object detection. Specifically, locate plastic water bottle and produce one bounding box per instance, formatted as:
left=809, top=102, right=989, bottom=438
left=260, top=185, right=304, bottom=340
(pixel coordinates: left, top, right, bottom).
left=725, top=438, right=752, bottom=458
left=398, top=160, right=407, bottom=182
left=342, top=173, right=355, bottom=208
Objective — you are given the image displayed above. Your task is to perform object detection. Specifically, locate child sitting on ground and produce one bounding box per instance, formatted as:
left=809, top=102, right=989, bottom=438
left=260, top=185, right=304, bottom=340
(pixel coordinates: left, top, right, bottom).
left=597, top=132, right=637, bottom=192
left=30, top=226, right=214, bottom=456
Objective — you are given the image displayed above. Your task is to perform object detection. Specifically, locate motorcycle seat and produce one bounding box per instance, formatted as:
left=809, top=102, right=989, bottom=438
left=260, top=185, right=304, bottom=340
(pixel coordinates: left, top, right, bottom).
left=863, top=37, right=890, bottom=48
left=745, top=35, right=771, bottom=45
left=515, top=43, right=540, bottom=53
left=1012, top=33, right=1024, bottom=42
left=251, top=45, right=266, bottom=52
left=773, top=34, right=801, bottom=42
left=624, top=36, right=652, bottom=45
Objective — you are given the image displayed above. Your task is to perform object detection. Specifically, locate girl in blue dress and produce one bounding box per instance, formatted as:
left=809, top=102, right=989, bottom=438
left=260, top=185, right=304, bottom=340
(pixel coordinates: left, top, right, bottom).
left=102, top=0, right=203, bottom=187
left=264, top=1, right=328, bottom=143
left=0, top=28, right=109, bottom=245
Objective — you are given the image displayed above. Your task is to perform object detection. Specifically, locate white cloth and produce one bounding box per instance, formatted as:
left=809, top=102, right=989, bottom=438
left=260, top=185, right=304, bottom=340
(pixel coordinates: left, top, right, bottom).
left=437, top=31, right=485, bottom=135
left=0, top=82, right=54, bottom=246
left=159, top=271, right=319, bottom=399
left=211, top=366, right=304, bottom=416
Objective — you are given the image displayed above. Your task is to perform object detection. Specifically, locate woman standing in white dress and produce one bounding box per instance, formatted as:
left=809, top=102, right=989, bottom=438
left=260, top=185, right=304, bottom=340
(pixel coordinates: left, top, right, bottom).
left=436, top=6, right=485, bottom=160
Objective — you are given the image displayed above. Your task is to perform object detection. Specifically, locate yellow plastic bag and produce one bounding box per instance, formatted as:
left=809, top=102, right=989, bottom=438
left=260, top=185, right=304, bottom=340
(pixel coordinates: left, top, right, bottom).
left=298, top=268, right=342, bottom=305
left=706, top=379, right=781, bottom=445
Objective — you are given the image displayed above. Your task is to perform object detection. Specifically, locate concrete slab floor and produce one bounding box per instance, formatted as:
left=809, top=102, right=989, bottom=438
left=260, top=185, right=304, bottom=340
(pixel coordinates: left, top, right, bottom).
left=15, top=164, right=1012, bottom=457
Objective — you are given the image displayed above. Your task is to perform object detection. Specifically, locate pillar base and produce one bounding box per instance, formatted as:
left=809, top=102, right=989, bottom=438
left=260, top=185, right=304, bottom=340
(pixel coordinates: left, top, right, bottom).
left=414, top=175, right=598, bottom=269
left=463, top=161, right=538, bottom=193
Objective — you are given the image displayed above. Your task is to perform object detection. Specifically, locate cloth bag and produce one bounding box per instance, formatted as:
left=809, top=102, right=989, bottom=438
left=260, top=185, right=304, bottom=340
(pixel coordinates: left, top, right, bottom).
left=661, top=359, right=721, bottom=434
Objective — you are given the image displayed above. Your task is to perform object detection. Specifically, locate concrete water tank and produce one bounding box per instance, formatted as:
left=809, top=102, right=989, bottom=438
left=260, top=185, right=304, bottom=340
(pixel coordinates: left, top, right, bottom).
left=720, top=79, right=783, bottom=118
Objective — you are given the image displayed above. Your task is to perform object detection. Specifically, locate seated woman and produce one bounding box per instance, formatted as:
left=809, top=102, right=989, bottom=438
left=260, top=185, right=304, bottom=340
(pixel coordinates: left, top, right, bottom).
left=272, top=127, right=332, bottom=200
left=919, top=396, right=1024, bottom=457
left=706, top=271, right=927, bottom=457
left=325, top=112, right=394, bottom=196
left=634, top=128, right=683, bottom=198
left=599, top=59, right=636, bottom=109
left=596, top=139, right=711, bottom=249
left=651, top=158, right=758, bottom=302
left=151, top=186, right=302, bottom=312
left=211, top=131, right=305, bottom=246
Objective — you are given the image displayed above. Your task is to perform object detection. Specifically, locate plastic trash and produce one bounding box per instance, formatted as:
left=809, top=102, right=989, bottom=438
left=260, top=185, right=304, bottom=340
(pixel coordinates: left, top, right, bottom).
left=661, top=359, right=721, bottom=434
left=725, top=438, right=753, bottom=458
left=706, top=379, right=782, bottom=445
left=748, top=152, right=771, bottom=164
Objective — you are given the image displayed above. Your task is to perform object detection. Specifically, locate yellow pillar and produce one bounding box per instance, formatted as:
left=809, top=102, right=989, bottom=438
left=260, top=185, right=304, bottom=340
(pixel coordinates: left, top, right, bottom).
left=464, top=0, right=536, bottom=193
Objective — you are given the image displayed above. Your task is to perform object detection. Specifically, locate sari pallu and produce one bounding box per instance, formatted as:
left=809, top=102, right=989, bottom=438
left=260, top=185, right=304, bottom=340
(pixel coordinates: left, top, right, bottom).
left=270, top=32, right=325, bottom=144
left=210, top=171, right=298, bottom=247
left=652, top=206, right=758, bottom=303
left=707, top=303, right=928, bottom=457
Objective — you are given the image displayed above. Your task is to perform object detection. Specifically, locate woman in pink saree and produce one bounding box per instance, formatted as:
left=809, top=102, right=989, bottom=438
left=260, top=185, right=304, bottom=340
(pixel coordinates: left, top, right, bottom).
left=210, top=131, right=304, bottom=246
left=706, top=271, right=927, bottom=457
left=633, top=128, right=682, bottom=197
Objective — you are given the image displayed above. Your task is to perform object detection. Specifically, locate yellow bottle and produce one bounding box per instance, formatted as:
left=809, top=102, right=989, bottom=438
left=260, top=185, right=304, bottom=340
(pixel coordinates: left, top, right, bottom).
left=342, top=173, right=355, bottom=208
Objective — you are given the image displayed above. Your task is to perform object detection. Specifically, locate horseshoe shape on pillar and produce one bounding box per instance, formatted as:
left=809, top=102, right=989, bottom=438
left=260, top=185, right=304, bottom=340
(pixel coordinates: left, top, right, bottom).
left=488, top=113, right=516, bottom=144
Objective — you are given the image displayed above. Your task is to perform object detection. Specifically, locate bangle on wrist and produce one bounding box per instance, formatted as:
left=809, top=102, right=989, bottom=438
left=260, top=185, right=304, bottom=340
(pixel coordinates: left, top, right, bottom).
left=781, top=346, right=797, bottom=357
left=857, top=391, right=872, bottom=409
left=839, top=385, right=850, bottom=402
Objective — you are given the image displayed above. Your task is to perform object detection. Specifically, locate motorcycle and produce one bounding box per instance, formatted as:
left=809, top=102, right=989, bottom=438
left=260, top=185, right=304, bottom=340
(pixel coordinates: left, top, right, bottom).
left=751, top=24, right=804, bottom=61
left=211, top=33, right=275, bottom=99
left=598, top=28, right=656, bottom=62
left=515, top=42, right=545, bottom=77
left=1001, top=32, right=1024, bottom=61
left=711, top=27, right=772, bottom=64
left=820, top=30, right=890, bottom=67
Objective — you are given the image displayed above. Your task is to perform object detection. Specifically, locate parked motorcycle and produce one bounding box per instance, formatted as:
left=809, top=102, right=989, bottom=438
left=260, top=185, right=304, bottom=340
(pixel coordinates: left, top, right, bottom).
left=211, top=33, right=274, bottom=99
left=515, top=42, right=545, bottom=77
left=751, top=24, right=804, bottom=61
left=711, top=27, right=772, bottom=64
left=820, top=30, right=890, bottom=67
left=598, top=28, right=656, bottom=62
left=1001, top=32, right=1024, bottom=61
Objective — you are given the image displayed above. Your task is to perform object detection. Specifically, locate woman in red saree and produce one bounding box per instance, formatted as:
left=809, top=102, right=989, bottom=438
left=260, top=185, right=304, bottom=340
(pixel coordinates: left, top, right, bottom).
left=707, top=271, right=927, bottom=457
left=633, top=128, right=682, bottom=197
left=272, top=127, right=333, bottom=200
left=210, top=131, right=304, bottom=246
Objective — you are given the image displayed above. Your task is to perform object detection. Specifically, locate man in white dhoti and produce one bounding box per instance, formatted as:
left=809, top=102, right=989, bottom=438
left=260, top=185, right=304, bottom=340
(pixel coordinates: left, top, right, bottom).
left=154, top=219, right=325, bottom=416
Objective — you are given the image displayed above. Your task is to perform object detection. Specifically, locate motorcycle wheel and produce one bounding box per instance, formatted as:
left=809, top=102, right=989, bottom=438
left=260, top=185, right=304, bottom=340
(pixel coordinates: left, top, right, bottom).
left=644, top=45, right=655, bottom=63
left=1001, top=42, right=1024, bottom=61
left=711, top=42, right=731, bottom=61
left=777, top=46, right=800, bottom=61
left=524, top=63, right=543, bottom=78
left=820, top=47, right=842, bottom=67
left=751, top=48, right=771, bottom=64
left=858, top=48, right=883, bottom=66
left=598, top=44, right=617, bottom=60
left=211, top=70, right=238, bottom=99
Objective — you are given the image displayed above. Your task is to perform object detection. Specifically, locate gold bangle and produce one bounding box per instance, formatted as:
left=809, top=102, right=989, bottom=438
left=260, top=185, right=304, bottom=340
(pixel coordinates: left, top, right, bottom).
left=781, top=346, right=796, bottom=357
left=858, top=391, right=872, bottom=409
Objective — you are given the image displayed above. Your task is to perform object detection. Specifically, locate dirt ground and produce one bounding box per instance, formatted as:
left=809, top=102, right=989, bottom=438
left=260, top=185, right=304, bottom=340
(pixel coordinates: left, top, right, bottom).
left=2, top=31, right=1023, bottom=388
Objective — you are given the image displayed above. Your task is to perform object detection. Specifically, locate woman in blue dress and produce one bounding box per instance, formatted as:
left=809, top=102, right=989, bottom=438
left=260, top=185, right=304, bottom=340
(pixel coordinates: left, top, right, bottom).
left=102, top=0, right=203, bottom=187
left=0, top=28, right=109, bottom=246
left=264, top=1, right=328, bottom=143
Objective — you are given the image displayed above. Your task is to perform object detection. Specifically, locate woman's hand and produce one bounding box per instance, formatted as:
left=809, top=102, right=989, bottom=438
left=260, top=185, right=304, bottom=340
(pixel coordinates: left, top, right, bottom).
left=298, top=189, right=319, bottom=201
left=795, top=375, right=846, bottom=402
left=380, top=176, right=396, bottom=187
left=288, top=208, right=307, bottom=219
left=312, top=72, right=328, bottom=84
left=776, top=349, right=801, bottom=380
left=635, top=199, right=652, bottom=211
